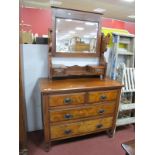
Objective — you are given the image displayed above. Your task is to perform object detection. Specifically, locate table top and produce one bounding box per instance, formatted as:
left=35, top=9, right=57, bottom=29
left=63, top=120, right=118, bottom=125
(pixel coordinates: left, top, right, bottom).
left=122, top=140, right=135, bottom=155
left=39, top=77, right=123, bottom=93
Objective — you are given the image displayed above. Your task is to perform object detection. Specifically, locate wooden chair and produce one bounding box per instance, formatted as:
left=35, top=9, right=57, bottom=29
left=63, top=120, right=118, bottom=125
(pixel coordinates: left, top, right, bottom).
left=116, top=63, right=135, bottom=127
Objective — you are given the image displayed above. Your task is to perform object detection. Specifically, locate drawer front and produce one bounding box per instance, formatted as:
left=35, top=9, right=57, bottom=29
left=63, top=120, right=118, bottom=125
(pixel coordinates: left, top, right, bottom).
left=88, top=90, right=118, bottom=103
left=49, top=102, right=115, bottom=122
left=50, top=117, right=113, bottom=139
left=48, top=93, right=85, bottom=107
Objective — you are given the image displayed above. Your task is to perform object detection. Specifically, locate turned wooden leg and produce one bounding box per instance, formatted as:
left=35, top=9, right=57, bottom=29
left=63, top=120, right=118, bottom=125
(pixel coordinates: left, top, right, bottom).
left=45, top=142, right=50, bottom=152
left=106, top=129, right=114, bottom=138
left=107, top=125, right=117, bottom=138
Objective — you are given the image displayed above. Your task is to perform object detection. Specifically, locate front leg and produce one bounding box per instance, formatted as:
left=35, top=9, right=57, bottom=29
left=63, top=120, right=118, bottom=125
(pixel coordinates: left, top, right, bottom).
left=45, top=142, right=50, bottom=152
left=106, top=129, right=114, bottom=138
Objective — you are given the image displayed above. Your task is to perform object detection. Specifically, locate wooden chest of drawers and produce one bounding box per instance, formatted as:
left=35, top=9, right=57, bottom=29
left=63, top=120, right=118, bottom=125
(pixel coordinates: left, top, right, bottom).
left=39, top=78, right=123, bottom=151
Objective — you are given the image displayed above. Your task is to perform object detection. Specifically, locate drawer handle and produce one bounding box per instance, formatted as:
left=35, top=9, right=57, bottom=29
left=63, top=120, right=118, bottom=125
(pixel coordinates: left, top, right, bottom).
left=100, top=95, right=107, bottom=100
left=64, top=114, right=73, bottom=119
left=64, top=129, right=72, bottom=135
left=98, top=109, right=105, bottom=114
left=64, top=98, right=72, bottom=104
left=96, top=124, right=103, bottom=129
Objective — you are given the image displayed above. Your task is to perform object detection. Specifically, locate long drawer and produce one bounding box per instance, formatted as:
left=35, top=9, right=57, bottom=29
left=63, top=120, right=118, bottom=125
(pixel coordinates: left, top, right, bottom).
left=49, top=102, right=115, bottom=122
left=88, top=90, right=118, bottom=103
left=48, top=92, right=85, bottom=107
left=50, top=117, right=113, bottom=139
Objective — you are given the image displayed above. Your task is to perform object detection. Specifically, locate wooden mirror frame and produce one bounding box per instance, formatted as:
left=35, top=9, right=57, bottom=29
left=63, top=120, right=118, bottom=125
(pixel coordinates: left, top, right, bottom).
left=48, top=7, right=110, bottom=79
left=51, top=7, right=103, bottom=57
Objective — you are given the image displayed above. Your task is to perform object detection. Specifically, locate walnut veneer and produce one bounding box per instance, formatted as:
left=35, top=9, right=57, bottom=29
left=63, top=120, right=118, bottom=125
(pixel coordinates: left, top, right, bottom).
left=39, top=78, right=123, bottom=151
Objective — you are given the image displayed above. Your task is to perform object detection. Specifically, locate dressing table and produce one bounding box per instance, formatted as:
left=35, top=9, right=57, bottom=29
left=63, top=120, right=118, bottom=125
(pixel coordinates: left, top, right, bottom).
left=39, top=7, right=123, bottom=151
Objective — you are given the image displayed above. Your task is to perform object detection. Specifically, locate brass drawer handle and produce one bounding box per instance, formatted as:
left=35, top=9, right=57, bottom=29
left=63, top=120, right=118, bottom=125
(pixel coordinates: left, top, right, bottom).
left=64, top=114, right=73, bottom=119
left=64, top=129, right=72, bottom=135
left=64, top=98, right=72, bottom=104
left=98, top=109, right=105, bottom=114
left=100, top=95, right=107, bottom=100
left=96, top=124, right=103, bottom=129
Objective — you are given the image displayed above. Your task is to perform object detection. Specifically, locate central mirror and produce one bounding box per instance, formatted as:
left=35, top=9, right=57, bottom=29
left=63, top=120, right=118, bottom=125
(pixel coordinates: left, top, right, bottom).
left=56, top=18, right=98, bottom=53
left=51, top=7, right=102, bottom=57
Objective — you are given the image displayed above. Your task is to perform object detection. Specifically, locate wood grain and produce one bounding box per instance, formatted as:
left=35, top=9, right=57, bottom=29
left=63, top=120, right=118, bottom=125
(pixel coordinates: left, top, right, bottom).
left=40, top=6, right=123, bottom=151
left=50, top=102, right=115, bottom=122
left=39, top=78, right=123, bottom=93
left=49, top=102, right=116, bottom=122
left=19, top=48, right=27, bottom=151
left=39, top=77, right=123, bottom=150
left=88, top=90, right=118, bottom=103
left=48, top=92, right=85, bottom=107
left=50, top=117, right=113, bottom=139
left=42, top=95, right=50, bottom=150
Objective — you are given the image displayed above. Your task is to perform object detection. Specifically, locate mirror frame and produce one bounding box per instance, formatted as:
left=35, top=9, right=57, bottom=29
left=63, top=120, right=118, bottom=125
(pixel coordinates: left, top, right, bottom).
left=51, top=7, right=103, bottom=57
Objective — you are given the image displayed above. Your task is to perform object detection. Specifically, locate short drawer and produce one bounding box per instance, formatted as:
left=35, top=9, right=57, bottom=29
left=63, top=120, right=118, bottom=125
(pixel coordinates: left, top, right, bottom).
left=88, top=90, right=118, bottom=103
left=49, top=102, right=115, bottom=122
left=50, top=117, right=113, bottom=139
left=48, top=93, right=85, bottom=107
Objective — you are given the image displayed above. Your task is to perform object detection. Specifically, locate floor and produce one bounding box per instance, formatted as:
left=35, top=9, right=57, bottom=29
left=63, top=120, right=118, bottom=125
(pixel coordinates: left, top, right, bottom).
left=28, top=125, right=134, bottom=155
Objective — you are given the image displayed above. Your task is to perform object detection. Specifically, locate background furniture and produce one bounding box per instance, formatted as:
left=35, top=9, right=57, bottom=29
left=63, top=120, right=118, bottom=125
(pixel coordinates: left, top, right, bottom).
left=107, top=32, right=135, bottom=128
left=108, top=32, right=135, bottom=80
left=116, top=63, right=135, bottom=127
left=122, top=139, right=135, bottom=155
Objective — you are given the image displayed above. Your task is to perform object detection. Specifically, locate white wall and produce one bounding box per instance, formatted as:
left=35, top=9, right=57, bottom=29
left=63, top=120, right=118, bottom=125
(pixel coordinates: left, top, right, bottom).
left=22, top=44, right=48, bottom=131
left=52, top=57, right=99, bottom=66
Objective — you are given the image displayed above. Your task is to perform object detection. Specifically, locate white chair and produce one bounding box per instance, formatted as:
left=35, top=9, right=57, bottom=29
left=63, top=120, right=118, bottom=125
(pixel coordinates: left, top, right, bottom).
left=116, top=63, right=135, bottom=126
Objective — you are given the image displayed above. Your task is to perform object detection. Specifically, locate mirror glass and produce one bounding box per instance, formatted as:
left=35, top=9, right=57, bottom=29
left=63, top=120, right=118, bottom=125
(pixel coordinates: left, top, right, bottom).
left=56, top=18, right=98, bottom=53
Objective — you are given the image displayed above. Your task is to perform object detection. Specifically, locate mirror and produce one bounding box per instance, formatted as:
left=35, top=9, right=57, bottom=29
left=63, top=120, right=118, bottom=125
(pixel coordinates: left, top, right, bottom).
left=51, top=7, right=102, bottom=57
left=56, top=18, right=99, bottom=53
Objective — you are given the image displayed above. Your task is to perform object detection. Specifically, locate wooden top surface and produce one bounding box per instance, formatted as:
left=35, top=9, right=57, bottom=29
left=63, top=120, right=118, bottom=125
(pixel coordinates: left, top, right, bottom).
left=122, top=140, right=135, bottom=155
left=39, top=78, right=123, bottom=93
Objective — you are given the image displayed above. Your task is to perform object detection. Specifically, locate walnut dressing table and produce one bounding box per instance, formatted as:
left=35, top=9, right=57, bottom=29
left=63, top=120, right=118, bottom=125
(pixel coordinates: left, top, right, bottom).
left=39, top=7, right=123, bottom=151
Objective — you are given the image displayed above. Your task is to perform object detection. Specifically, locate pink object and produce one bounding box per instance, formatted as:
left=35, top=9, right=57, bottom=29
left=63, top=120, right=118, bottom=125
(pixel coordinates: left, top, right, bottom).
left=20, top=7, right=135, bottom=36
